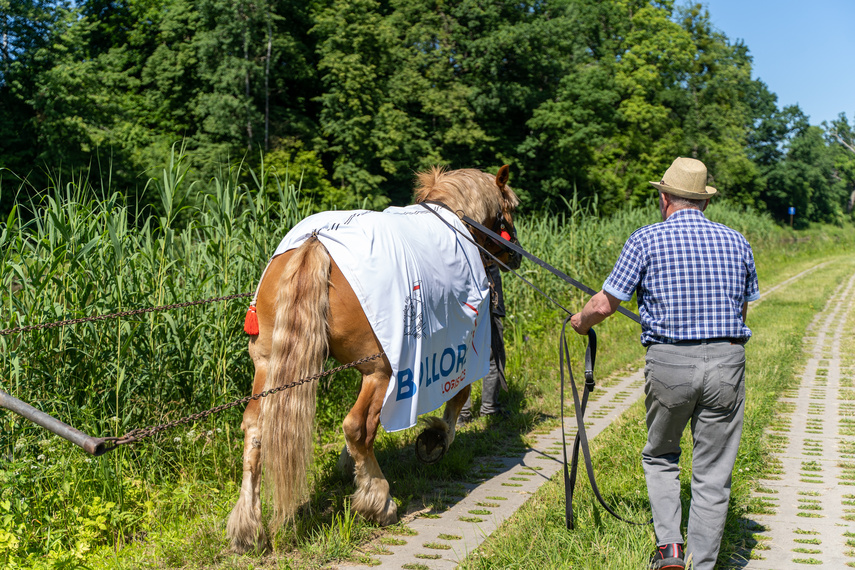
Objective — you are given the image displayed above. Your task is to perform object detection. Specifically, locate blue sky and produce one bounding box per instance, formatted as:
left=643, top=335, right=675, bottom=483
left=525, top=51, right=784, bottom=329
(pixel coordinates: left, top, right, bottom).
left=697, top=0, right=855, bottom=126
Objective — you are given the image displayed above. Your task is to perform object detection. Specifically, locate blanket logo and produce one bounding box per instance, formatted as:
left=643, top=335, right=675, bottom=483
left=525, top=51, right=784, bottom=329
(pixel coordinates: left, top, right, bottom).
left=403, top=281, right=425, bottom=338
left=395, top=344, right=468, bottom=401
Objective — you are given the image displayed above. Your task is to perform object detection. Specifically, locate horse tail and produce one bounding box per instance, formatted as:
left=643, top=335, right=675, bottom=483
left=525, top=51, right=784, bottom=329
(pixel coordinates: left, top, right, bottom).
left=262, top=236, right=330, bottom=531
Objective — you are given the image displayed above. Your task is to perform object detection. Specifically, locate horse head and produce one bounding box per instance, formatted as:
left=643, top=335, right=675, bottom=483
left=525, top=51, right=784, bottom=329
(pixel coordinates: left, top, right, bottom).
left=414, top=164, right=522, bottom=271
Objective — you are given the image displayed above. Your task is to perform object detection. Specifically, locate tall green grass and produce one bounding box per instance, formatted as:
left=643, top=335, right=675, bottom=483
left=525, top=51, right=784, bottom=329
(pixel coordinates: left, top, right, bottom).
left=502, top=199, right=779, bottom=319
left=0, top=150, right=831, bottom=568
left=0, top=149, right=324, bottom=567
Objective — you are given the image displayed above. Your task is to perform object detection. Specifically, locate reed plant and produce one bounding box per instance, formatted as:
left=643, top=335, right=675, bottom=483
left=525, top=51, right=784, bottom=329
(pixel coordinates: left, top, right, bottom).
left=0, top=147, right=324, bottom=567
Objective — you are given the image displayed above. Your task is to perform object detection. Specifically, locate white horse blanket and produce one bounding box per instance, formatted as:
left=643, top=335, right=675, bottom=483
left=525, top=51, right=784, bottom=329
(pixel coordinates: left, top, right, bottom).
left=266, top=203, right=491, bottom=432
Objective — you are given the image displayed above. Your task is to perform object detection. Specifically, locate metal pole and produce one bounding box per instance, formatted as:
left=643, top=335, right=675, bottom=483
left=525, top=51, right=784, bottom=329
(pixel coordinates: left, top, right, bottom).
left=0, top=389, right=109, bottom=456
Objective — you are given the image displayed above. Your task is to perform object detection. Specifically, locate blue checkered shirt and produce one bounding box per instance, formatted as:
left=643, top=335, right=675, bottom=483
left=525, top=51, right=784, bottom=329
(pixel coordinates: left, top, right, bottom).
left=603, top=209, right=760, bottom=346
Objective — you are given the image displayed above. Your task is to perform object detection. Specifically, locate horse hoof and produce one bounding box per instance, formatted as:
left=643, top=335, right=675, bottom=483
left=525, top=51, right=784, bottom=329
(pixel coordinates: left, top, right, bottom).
left=377, top=496, right=399, bottom=526
left=416, top=427, right=448, bottom=464
left=227, top=523, right=269, bottom=555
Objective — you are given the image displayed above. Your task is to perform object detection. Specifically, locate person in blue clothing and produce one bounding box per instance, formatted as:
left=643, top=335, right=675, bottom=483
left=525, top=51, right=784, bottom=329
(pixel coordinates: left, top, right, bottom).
left=570, top=157, right=760, bottom=570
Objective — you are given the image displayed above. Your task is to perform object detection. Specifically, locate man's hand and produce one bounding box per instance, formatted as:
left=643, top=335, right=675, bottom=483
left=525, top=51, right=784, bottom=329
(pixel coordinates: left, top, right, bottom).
left=570, top=290, right=622, bottom=335
left=570, top=312, right=587, bottom=335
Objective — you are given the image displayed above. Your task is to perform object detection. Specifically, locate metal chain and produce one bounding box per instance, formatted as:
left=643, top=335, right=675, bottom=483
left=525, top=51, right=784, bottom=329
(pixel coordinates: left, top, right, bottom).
left=0, top=288, right=382, bottom=453
left=0, top=292, right=253, bottom=337
left=101, top=351, right=385, bottom=451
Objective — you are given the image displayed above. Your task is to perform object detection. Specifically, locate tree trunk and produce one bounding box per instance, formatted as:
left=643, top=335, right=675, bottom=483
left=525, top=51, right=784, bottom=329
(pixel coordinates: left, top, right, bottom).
left=1, top=16, right=9, bottom=78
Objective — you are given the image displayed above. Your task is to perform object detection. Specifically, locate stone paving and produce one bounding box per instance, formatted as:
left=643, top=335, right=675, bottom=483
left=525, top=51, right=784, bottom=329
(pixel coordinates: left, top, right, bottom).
left=740, top=269, right=855, bottom=569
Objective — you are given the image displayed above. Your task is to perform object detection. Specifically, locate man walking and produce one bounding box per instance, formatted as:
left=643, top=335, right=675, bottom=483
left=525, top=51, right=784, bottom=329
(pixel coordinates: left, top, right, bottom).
left=570, top=157, right=760, bottom=569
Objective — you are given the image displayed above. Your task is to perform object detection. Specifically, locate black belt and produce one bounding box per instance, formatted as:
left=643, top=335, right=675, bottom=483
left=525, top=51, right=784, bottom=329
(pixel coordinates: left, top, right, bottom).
left=651, top=337, right=746, bottom=346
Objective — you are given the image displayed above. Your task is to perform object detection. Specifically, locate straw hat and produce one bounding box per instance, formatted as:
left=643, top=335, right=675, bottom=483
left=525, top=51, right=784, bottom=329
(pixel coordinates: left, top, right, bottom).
left=649, top=157, right=717, bottom=199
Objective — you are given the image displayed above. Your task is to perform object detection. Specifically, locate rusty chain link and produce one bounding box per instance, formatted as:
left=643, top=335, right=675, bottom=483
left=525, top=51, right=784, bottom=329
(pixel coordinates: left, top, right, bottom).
left=100, top=351, right=385, bottom=453
left=0, top=292, right=253, bottom=337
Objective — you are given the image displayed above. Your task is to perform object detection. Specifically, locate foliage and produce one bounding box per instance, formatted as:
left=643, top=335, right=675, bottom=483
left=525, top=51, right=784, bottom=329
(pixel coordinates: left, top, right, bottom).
left=0, top=148, right=310, bottom=566
left=1, top=0, right=852, bottom=223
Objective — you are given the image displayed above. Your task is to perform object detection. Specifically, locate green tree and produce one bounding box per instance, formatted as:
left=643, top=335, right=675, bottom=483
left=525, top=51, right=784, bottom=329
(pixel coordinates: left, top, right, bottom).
left=675, top=4, right=759, bottom=206
left=828, top=114, right=855, bottom=217
left=763, top=110, right=845, bottom=226
left=0, top=0, right=73, bottom=192
left=522, top=0, right=695, bottom=213
left=312, top=0, right=411, bottom=207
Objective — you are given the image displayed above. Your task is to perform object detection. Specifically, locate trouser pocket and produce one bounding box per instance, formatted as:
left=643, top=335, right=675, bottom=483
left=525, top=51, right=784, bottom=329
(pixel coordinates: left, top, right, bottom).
left=645, top=358, right=699, bottom=409
left=710, top=358, right=745, bottom=411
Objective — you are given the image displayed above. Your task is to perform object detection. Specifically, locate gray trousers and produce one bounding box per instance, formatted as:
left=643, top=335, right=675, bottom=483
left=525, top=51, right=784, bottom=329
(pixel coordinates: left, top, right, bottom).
left=643, top=340, right=746, bottom=570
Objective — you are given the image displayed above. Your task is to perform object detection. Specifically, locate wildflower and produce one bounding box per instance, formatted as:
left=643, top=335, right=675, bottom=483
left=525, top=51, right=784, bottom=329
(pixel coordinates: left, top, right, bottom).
left=174, top=437, right=181, bottom=443
left=37, top=454, right=46, bottom=462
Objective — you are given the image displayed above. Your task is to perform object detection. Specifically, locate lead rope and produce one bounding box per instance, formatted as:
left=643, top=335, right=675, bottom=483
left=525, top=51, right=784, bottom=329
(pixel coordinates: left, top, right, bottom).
left=560, top=315, right=652, bottom=528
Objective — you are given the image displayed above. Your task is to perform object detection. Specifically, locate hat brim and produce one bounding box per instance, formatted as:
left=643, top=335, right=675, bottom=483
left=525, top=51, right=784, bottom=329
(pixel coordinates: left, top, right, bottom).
left=649, top=181, right=717, bottom=199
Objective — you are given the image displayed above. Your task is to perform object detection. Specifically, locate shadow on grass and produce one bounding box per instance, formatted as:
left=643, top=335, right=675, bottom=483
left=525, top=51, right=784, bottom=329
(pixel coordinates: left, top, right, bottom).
left=671, top=477, right=761, bottom=569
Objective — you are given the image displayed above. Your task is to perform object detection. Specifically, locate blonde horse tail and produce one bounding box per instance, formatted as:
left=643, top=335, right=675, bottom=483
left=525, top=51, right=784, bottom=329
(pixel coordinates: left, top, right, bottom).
left=262, top=236, right=330, bottom=531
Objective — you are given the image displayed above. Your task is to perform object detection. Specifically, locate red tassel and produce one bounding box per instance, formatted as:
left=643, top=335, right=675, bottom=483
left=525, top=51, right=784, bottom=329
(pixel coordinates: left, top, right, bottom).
left=244, top=305, right=259, bottom=335
left=500, top=230, right=511, bottom=241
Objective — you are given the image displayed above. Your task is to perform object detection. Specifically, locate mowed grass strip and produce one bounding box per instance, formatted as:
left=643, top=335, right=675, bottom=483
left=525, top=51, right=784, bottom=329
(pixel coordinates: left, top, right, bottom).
left=457, top=254, right=855, bottom=569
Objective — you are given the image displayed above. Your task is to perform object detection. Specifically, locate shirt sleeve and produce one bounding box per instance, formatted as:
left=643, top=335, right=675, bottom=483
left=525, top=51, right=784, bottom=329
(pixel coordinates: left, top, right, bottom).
left=603, top=234, right=644, bottom=302
left=744, top=244, right=760, bottom=302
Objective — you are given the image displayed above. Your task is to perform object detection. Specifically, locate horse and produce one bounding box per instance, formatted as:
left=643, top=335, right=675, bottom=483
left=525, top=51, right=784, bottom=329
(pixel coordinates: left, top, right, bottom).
left=226, top=165, right=521, bottom=553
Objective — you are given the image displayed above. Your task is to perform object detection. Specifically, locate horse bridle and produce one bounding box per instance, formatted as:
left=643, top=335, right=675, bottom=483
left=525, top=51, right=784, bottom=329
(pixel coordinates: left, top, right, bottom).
left=420, top=199, right=522, bottom=267
left=491, top=209, right=522, bottom=268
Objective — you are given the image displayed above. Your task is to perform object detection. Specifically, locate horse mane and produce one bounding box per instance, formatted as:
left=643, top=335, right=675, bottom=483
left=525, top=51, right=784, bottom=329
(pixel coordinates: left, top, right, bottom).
left=413, top=166, right=519, bottom=222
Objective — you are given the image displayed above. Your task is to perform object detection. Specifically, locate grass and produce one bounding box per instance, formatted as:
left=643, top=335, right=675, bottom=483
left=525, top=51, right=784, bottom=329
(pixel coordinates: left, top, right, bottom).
left=1, top=149, right=854, bottom=568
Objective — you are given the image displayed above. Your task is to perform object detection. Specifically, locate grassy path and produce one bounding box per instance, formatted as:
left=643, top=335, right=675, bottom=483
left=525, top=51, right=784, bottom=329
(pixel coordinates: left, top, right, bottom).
left=447, top=253, right=855, bottom=570
left=351, top=365, right=646, bottom=569
left=739, top=265, right=855, bottom=567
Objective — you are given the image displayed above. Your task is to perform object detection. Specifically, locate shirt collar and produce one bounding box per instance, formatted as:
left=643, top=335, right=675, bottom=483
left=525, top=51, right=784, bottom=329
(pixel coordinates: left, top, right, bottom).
left=665, top=208, right=706, bottom=222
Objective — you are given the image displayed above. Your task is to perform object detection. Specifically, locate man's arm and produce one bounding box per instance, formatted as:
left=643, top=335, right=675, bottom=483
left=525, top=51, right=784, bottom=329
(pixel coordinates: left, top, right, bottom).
left=742, top=301, right=748, bottom=322
left=570, top=290, right=623, bottom=335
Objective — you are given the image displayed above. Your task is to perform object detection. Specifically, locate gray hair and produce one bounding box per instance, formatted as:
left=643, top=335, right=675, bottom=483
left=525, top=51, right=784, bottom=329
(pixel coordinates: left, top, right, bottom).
left=667, top=194, right=708, bottom=210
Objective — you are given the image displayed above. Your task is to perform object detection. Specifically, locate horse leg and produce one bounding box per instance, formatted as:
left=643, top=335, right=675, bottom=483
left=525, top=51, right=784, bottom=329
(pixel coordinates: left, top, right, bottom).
left=416, top=384, right=471, bottom=463
left=342, top=372, right=397, bottom=525
left=227, top=339, right=269, bottom=553
left=442, top=384, right=472, bottom=446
